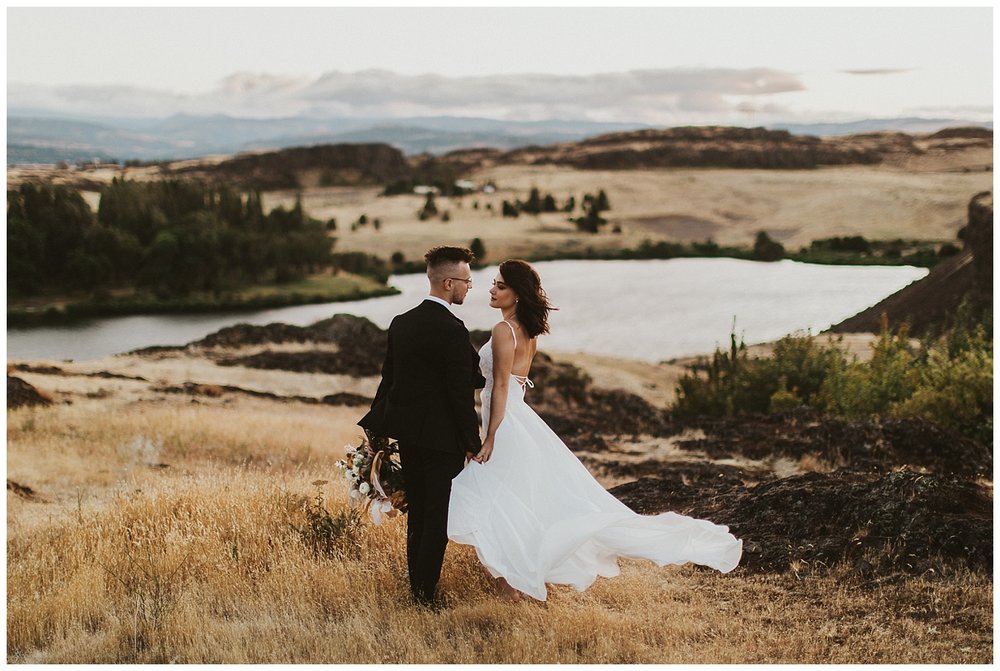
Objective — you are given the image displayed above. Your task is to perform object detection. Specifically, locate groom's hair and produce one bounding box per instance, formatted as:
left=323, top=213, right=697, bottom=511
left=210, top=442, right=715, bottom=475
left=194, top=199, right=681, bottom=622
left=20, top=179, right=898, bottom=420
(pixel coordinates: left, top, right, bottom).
left=425, top=246, right=475, bottom=281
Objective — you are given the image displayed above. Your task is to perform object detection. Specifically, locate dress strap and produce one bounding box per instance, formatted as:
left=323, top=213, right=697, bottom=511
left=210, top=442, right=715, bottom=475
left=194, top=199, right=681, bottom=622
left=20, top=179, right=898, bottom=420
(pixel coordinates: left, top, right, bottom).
left=502, top=320, right=533, bottom=389
left=502, top=319, right=517, bottom=350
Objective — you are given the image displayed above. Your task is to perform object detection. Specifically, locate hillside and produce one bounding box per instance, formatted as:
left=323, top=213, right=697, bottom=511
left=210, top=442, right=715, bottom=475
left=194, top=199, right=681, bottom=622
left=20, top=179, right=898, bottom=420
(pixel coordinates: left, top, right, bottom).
left=440, top=125, right=993, bottom=173
left=829, top=190, right=992, bottom=335
left=8, top=125, right=992, bottom=194
left=164, top=142, right=413, bottom=190
left=8, top=111, right=989, bottom=165
left=6, top=126, right=991, bottom=270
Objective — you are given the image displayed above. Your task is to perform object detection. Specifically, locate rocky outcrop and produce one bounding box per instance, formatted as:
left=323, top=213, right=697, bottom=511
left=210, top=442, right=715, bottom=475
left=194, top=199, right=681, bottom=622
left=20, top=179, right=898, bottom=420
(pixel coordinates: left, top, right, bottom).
left=674, top=408, right=991, bottom=478
left=829, top=191, right=992, bottom=335
left=7, top=376, right=52, bottom=409
left=168, top=143, right=412, bottom=190
left=501, top=126, right=882, bottom=170
left=966, top=191, right=993, bottom=310
left=611, top=470, right=992, bottom=576
left=420, top=125, right=991, bottom=174
left=209, top=315, right=387, bottom=377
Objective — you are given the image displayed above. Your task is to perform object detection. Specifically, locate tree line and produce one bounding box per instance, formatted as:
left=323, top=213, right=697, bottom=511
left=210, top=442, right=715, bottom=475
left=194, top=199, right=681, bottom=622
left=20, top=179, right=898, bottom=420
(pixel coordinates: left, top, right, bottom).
left=7, top=180, right=334, bottom=299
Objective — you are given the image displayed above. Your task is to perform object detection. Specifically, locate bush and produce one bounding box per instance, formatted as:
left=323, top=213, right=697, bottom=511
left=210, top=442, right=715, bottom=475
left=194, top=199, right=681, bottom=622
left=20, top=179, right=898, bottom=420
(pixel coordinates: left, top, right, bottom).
left=294, top=482, right=361, bottom=559
left=673, top=315, right=993, bottom=446
left=753, top=231, right=785, bottom=261
left=573, top=213, right=607, bottom=234
left=418, top=194, right=438, bottom=221
left=816, top=323, right=920, bottom=418
left=331, top=252, right=390, bottom=284
left=893, top=330, right=993, bottom=445
left=938, top=242, right=960, bottom=258
left=673, top=330, right=754, bottom=417
left=673, top=330, right=847, bottom=417
left=469, top=238, right=486, bottom=265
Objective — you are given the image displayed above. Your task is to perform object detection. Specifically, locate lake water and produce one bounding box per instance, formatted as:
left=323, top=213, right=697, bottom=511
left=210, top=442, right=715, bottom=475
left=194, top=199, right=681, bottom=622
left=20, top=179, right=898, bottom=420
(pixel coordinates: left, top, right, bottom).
left=6, top=258, right=927, bottom=363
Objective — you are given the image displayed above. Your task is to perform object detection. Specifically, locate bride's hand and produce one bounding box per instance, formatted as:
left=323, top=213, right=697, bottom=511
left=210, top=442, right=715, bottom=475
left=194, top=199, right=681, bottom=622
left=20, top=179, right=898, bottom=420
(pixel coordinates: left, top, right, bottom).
left=474, top=437, right=495, bottom=463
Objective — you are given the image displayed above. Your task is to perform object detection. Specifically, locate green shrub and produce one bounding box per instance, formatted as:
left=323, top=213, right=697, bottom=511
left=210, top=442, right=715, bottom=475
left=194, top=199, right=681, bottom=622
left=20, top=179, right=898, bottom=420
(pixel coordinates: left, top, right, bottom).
left=816, top=323, right=920, bottom=419
left=673, top=329, right=847, bottom=418
left=673, top=329, right=754, bottom=417
left=768, top=377, right=803, bottom=413
left=674, top=314, right=993, bottom=447
left=891, top=320, right=993, bottom=445
left=294, top=483, right=361, bottom=559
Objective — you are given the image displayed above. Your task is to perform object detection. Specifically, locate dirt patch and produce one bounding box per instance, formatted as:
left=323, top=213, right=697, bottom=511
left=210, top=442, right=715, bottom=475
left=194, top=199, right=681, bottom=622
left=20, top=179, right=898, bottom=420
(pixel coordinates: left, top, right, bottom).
left=621, top=215, right=722, bottom=240
left=611, top=470, right=992, bottom=577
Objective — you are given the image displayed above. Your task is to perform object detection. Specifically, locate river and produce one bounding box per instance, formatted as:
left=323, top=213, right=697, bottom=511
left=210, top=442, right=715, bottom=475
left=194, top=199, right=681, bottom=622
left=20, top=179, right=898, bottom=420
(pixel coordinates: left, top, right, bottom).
left=6, top=258, right=928, bottom=363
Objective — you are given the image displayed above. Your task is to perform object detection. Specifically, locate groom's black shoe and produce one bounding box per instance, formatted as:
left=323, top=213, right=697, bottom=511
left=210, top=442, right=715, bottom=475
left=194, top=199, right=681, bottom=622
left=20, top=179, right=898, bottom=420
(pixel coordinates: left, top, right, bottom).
left=412, top=589, right=444, bottom=612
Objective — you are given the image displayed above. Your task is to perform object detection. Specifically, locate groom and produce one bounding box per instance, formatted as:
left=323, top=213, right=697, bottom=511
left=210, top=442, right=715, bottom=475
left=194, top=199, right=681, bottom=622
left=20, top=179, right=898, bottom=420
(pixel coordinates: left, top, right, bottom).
left=359, top=245, right=485, bottom=608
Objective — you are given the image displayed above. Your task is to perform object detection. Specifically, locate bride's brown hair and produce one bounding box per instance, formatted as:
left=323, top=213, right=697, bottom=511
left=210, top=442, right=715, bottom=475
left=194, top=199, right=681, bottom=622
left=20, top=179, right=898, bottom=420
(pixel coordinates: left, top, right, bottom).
left=499, top=259, right=556, bottom=338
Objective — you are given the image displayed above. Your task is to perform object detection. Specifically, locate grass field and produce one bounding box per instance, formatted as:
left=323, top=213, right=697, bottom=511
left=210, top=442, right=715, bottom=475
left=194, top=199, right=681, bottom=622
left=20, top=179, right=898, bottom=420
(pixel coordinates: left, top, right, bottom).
left=7, top=271, right=396, bottom=325
left=6, top=155, right=993, bottom=663
left=7, top=388, right=992, bottom=664
left=260, top=164, right=991, bottom=264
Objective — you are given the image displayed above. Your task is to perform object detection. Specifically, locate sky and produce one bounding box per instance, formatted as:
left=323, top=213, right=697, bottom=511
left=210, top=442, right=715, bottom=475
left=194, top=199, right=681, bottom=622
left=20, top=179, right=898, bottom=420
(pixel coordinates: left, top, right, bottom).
left=6, top=6, right=994, bottom=125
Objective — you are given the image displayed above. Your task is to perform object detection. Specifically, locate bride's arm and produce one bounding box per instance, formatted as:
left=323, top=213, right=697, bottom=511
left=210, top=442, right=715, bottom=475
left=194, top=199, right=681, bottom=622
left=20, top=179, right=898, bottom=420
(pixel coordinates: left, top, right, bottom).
left=474, top=322, right=515, bottom=463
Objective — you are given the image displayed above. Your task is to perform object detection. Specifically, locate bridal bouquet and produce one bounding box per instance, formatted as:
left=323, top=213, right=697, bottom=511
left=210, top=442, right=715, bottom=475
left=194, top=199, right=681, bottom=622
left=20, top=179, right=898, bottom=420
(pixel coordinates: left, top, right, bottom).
left=336, top=432, right=407, bottom=525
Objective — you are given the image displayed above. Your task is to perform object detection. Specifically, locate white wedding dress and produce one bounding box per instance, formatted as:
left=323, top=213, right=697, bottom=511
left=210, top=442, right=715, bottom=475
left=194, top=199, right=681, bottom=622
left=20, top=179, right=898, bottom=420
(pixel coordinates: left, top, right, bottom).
left=448, top=327, right=743, bottom=601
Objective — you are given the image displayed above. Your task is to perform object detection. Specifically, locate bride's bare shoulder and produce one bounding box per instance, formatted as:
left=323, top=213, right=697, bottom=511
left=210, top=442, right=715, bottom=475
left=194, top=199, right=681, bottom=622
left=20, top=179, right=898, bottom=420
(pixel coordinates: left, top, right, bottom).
left=492, top=321, right=514, bottom=336
left=490, top=321, right=517, bottom=347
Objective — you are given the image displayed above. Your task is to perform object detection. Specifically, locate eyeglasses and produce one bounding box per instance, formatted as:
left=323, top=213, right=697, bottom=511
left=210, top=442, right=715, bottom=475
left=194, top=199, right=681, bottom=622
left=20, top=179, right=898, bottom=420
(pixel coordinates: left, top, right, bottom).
left=447, top=277, right=473, bottom=286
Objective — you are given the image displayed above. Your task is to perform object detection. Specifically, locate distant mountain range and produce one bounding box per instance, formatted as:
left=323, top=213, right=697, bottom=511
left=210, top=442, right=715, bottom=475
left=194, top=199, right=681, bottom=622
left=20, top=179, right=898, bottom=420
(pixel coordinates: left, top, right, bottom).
left=6, top=111, right=992, bottom=165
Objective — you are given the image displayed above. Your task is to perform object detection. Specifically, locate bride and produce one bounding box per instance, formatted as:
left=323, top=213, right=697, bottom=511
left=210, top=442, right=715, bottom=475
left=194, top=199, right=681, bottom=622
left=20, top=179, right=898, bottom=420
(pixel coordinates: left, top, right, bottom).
left=447, top=259, right=743, bottom=601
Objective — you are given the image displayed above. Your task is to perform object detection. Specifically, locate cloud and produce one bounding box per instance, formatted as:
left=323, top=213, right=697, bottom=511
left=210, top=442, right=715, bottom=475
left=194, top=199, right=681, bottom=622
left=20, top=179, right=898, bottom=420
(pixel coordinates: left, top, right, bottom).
left=8, top=67, right=806, bottom=124
left=841, top=68, right=912, bottom=76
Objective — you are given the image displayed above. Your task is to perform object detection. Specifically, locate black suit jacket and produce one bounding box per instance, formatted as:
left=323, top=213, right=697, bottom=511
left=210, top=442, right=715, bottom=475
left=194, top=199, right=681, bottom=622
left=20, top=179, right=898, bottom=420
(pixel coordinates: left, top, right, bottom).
left=359, top=300, right=486, bottom=455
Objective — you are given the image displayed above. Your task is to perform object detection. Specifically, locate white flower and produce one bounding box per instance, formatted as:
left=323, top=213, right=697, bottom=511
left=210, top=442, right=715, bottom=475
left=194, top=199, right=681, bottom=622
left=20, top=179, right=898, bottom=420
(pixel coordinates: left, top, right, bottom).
left=352, top=466, right=360, bottom=476
left=335, top=460, right=346, bottom=469
left=343, top=470, right=354, bottom=480
left=369, top=498, right=394, bottom=525
left=359, top=482, right=371, bottom=495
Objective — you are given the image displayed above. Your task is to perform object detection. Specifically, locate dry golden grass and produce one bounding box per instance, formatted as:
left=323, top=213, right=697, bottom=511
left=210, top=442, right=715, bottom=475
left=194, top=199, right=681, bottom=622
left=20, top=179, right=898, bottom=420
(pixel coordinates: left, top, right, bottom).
left=24, top=161, right=984, bottom=264
left=7, top=390, right=993, bottom=663
left=251, top=164, right=992, bottom=263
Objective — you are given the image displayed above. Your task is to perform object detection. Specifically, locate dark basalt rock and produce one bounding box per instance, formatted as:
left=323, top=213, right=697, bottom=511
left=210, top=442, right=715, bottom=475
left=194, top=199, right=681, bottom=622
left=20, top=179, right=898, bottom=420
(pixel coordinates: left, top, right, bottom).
left=611, top=470, right=992, bottom=577
left=195, top=315, right=388, bottom=378
left=7, top=376, right=52, bottom=409
left=675, top=408, right=991, bottom=478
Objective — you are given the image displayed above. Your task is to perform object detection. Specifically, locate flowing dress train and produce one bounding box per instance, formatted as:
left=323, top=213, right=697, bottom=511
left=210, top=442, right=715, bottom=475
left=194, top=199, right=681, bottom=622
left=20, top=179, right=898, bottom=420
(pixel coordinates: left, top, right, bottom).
left=448, top=333, right=742, bottom=601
